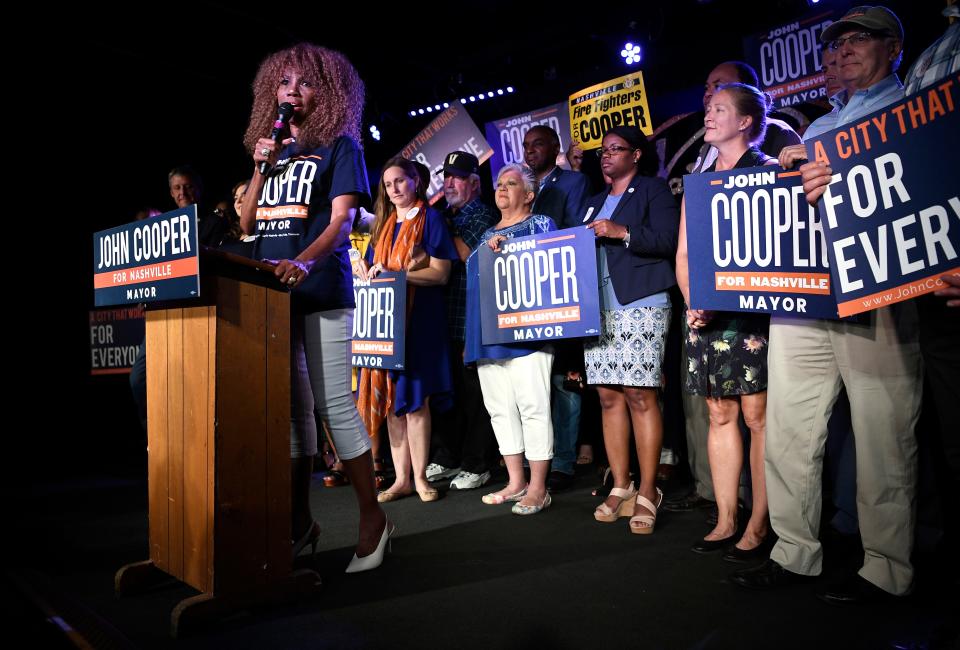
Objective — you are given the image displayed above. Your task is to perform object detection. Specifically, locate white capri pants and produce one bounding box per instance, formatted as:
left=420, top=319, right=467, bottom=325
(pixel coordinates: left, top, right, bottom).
left=291, top=308, right=371, bottom=460
left=477, top=348, right=554, bottom=461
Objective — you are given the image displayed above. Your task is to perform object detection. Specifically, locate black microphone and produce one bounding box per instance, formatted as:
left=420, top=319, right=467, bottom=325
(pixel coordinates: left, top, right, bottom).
left=259, top=102, right=295, bottom=175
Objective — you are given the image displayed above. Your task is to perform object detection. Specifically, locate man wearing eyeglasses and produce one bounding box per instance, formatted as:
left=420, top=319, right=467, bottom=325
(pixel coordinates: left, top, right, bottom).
left=732, top=6, right=923, bottom=605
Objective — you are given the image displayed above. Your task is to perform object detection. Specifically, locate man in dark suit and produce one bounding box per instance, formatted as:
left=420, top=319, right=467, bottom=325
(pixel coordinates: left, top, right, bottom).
left=523, top=126, right=590, bottom=229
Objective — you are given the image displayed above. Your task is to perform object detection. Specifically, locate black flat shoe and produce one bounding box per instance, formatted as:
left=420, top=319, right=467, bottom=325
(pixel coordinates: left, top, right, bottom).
left=722, top=538, right=773, bottom=564
left=691, top=533, right=737, bottom=554
left=729, top=559, right=815, bottom=590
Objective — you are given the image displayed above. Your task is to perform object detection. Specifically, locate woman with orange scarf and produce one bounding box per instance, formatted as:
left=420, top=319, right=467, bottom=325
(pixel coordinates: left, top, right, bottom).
left=358, top=157, right=458, bottom=503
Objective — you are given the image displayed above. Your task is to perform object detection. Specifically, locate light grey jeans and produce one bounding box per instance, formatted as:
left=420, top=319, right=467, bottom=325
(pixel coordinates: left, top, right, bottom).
left=291, top=308, right=371, bottom=460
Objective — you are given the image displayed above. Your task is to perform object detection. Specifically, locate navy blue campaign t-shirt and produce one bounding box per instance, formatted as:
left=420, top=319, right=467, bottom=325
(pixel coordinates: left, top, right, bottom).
left=253, top=136, right=370, bottom=313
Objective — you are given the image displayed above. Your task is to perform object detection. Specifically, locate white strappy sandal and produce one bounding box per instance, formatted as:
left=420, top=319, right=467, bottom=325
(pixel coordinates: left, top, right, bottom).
left=629, top=488, right=664, bottom=535
left=594, top=482, right=637, bottom=523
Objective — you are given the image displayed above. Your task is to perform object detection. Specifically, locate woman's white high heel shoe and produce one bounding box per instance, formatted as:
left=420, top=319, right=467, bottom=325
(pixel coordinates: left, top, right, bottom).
left=345, top=520, right=395, bottom=574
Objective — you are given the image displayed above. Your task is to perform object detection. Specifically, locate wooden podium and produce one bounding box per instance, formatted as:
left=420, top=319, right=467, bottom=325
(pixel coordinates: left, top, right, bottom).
left=115, top=250, right=321, bottom=636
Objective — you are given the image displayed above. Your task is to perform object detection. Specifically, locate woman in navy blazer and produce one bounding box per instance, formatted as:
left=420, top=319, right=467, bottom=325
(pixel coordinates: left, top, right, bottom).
left=582, top=126, right=680, bottom=535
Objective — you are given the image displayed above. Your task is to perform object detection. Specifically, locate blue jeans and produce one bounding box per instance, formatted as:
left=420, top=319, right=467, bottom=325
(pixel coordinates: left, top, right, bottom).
left=551, top=374, right=581, bottom=475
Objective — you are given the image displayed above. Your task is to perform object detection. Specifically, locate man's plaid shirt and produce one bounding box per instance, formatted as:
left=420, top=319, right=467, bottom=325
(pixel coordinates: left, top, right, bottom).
left=445, top=198, right=498, bottom=342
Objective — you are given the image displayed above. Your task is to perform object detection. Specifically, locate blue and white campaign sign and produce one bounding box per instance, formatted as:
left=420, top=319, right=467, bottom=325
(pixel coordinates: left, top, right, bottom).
left=484, top=102, right=572, bottom=180
left=351, top=272, right=407, bottom=370
left=93, top=207, right=200, bottom=307
left=742, top=6, right=840, bottom=108
left=89, top=306, right=145, bottom=375
left=478, top=227, right=600, bottom=345
left=684, top=166, right=836, bottom=319
left=805, top=78, right=960, bottom=317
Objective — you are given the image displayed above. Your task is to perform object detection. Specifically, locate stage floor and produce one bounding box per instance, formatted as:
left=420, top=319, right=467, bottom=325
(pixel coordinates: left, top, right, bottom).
left=5, top=468, right=958, bottom=649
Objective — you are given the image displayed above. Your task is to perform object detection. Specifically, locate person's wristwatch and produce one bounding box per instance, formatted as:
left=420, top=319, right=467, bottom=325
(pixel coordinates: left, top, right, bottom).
left=623, top=226, right=631, bottom=248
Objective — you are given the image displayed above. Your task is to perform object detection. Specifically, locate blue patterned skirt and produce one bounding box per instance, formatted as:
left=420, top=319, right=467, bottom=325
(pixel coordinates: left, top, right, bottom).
left=584, top=306, right=671, bottom=387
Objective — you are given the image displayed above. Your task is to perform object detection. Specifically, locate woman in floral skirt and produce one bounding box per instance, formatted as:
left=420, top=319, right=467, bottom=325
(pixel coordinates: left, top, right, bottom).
left=676, top=83, right=777, bottom=561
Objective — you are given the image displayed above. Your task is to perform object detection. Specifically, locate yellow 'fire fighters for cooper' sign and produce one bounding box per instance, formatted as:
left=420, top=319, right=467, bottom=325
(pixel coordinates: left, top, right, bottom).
left=568, top=73, right=653, bottom=150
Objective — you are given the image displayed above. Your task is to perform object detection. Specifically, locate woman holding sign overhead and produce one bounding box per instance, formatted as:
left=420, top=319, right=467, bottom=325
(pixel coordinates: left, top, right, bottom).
left=358, top=157, right=458, bottom=504
left=676, top=83, right=776, bottom=561
left=582, top=126, right=680, bottom=534
left=239, top=43, right=388, bottom=573
left=465, top=164, right=558, bottom=515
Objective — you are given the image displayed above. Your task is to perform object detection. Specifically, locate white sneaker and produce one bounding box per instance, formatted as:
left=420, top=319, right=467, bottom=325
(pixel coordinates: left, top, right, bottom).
left=449, top=470, right=491, bottom=490
left=426, top=463, right=460, bottom=482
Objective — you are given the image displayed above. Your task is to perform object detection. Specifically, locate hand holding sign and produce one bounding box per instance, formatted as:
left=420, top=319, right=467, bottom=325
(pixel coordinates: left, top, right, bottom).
left=777, top=143, right=808, bottom=170
left=935, top=273, right=960, bottom=307
left=365, top=262, right=384, bottom=280
left=587, top=219, right=627, bottom=240
left=487, top=234, right=507, bottom=252
left=686, top=308, right=715, bottom=330
left=349, top=250, right=368, bottom=279
left=777, top=147, right=837, bottom=210
left=566, top=143, right=584, bottom=172
left=799, top=159, right=833, bottom=206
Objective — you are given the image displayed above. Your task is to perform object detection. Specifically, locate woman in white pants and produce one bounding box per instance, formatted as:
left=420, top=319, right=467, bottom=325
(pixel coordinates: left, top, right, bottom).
left=463, top=164, right=557, bottom=515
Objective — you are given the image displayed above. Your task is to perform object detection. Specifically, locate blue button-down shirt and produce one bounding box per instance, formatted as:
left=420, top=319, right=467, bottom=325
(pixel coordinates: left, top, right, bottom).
left=803, top=74, right=905, bottom=142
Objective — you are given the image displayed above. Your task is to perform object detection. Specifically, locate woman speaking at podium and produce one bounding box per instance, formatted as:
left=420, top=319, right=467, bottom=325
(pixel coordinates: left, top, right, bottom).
left=239, top=43, right=390, bottom=574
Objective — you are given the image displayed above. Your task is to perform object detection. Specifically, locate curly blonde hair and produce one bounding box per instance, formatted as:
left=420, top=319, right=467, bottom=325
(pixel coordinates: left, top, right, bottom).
left=243, top=43, right=364, bottom=153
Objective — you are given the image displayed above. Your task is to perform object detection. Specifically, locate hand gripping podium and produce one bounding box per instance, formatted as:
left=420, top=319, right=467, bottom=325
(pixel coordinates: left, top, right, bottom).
left=114, top=249, right=321, bottom=636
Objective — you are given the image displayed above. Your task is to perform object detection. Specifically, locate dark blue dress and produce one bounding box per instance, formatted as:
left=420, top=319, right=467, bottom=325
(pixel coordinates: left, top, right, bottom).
left=370, top=208, right=459, bottom=415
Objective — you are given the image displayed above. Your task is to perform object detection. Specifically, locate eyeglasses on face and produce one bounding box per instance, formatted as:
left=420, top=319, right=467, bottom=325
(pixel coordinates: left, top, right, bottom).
left=828, top=31, right=882, bottom=52
left=596, top=145, right=637, bottom=158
